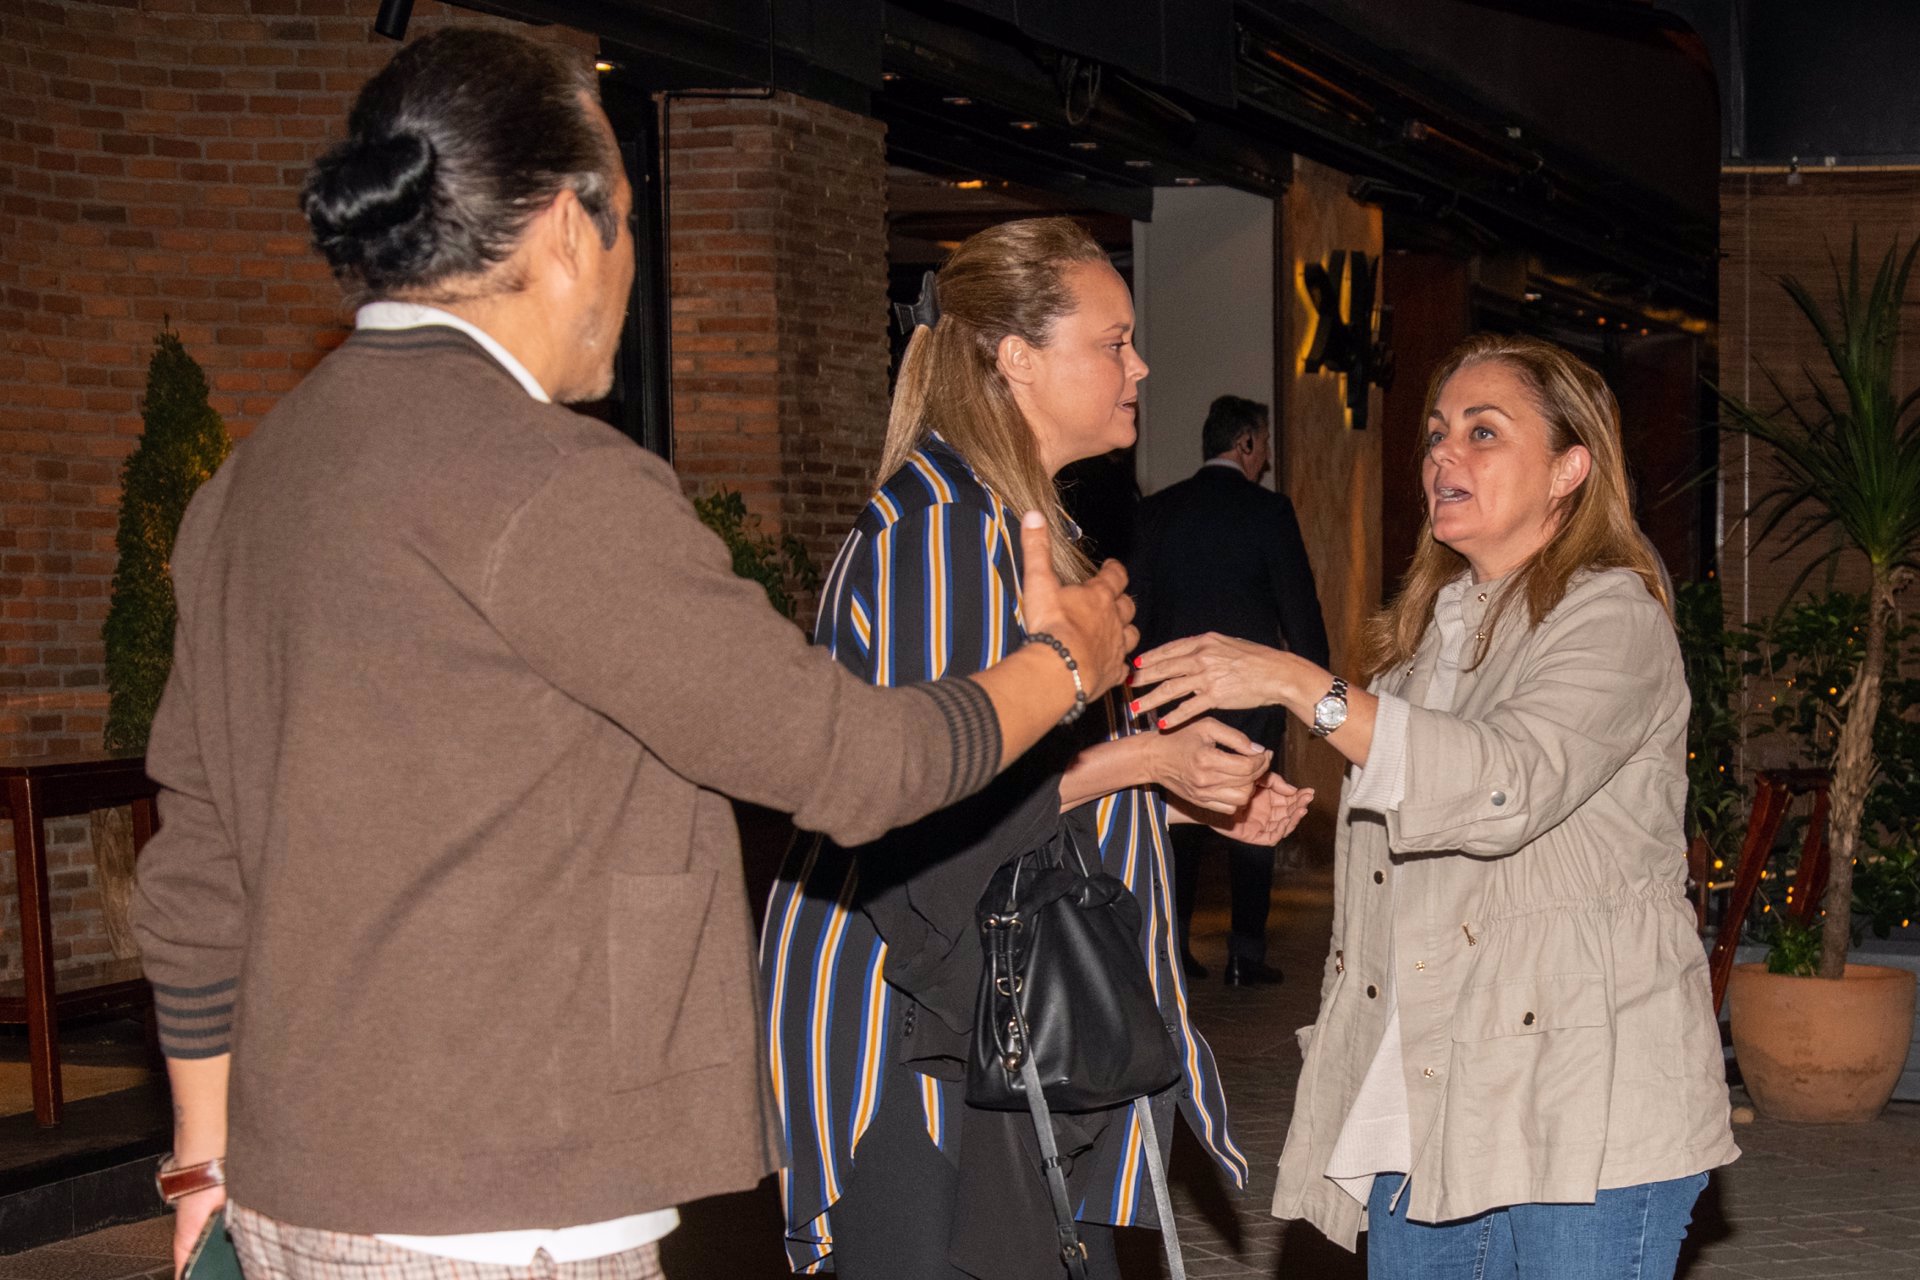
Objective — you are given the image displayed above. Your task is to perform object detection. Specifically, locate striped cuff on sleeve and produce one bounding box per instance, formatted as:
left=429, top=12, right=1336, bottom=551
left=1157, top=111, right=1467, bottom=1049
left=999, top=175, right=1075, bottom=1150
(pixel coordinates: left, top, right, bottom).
left=919, top=677, right=1002, bottom=806
left=152, top=977, right=236, bottom=1058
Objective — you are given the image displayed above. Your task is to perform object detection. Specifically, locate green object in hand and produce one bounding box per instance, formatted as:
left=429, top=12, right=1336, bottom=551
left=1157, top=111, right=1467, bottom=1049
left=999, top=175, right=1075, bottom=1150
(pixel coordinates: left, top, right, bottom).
left=183, top=1209, right=243, bottom=1280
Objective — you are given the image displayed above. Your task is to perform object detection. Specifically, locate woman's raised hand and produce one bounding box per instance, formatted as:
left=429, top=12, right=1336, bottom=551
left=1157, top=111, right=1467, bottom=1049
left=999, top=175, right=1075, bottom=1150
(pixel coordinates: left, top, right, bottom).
left=1017, top=511, right=1136, bottom=698
left=1130, top=632, right=1289, bottom=730
left=1147, top=717, right=1271, bottom=814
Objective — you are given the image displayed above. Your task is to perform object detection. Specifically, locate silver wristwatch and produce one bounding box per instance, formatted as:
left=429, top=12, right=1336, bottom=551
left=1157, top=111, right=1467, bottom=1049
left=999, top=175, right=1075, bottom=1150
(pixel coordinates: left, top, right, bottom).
left=1310, top=676, right=1349, bottom=738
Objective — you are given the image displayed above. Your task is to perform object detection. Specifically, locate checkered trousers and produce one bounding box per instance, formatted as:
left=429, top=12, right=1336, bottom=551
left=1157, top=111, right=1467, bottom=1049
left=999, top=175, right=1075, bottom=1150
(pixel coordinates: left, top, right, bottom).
left=226, top=1205, right=665, bottom=1280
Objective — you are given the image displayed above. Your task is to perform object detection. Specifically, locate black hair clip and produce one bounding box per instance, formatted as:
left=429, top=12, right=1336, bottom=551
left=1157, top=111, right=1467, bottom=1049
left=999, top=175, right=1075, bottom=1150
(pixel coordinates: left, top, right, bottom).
left=892, top=270, right=941, bottom=335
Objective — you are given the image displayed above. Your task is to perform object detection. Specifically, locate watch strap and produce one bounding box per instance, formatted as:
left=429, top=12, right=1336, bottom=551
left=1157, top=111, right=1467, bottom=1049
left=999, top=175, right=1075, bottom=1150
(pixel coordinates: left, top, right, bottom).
left=157, top=1156, right=227, bottom=1205
left=1310, top=676, right=1350, bottom=738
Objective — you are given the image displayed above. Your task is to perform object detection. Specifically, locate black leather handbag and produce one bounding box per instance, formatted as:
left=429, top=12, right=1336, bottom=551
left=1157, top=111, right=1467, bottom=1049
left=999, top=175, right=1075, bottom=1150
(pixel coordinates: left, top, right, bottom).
left=968, top=829, right=1180, bottom=1111
left=968, top=828, right=1187, bottom=1280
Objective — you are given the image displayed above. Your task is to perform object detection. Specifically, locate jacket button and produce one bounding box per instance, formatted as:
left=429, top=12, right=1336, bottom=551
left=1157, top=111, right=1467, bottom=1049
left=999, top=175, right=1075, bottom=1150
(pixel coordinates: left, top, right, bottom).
left=1490, top=790, right=1507, bottom=807
left=1423, top=1067, right=1437, bottom=1079
left=1523, top=1011, right=1535, bottom=1026
left=1335, top=950, right=1345, bottom=974
left=1373, top=870, right=1385, bottom=884
left=1366, top=984, right=1379, bottom=999
left=1413, top=960, right=1426, bottom=972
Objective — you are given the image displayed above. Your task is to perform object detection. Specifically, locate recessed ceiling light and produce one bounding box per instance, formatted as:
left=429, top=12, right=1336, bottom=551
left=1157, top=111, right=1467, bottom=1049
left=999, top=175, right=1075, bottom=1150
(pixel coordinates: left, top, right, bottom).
left=1174, top=177, right=1202, bottom=186
left=882, top=72, right=899, bottom=83
left=1125, top=159, right=1152, bottom=169
left=952, top=179, right=985, bottom=190
left=1523, top=290, right=1542, bottom=302
left=1070, top=140, right=1099, bottom=151
left=943, top=96, right=973, bottom=106
left=594, top=61, right=616, bottom=73
left=1011, top=121, right=1040, bottom=131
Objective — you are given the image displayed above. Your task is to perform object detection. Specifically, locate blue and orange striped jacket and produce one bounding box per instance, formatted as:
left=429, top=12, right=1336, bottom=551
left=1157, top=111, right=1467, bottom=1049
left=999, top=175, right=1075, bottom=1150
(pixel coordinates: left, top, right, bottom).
left=759, top=438, right=1246, bottom=1273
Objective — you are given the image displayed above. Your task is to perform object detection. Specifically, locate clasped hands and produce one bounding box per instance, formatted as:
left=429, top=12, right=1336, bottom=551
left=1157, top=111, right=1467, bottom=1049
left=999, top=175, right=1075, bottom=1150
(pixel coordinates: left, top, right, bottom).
left=1018, top=524, right=1312, bottom=842
left=1149, top=715, right=1313, bottom=844
left=1127, top=631, right=1315, bottom=843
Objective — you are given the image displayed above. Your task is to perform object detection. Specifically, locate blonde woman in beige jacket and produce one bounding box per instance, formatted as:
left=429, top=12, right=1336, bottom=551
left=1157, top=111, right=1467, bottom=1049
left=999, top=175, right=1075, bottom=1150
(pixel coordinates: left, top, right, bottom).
left=1130, top=334, right=1738, bottom=1280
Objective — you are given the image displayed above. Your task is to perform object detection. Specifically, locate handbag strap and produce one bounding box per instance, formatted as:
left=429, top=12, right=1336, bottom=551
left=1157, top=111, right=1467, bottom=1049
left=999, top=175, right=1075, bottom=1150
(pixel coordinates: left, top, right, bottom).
left=1009, top=1010, right=1187, bottom=1280
left=1132, top=1096, right=1187, bottom=1280
left=1015, top=1049, right=1093, bottom=1280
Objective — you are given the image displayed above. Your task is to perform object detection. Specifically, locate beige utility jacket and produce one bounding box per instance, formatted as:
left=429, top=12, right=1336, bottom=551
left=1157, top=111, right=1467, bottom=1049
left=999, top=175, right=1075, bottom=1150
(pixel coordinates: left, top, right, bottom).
left=1272, top=569, right=1739, bottom=1249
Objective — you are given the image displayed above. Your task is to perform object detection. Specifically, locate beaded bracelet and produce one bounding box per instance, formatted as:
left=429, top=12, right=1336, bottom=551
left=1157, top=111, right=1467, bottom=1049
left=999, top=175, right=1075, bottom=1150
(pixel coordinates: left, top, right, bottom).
left=1025, top=631, right=1087, bottom=725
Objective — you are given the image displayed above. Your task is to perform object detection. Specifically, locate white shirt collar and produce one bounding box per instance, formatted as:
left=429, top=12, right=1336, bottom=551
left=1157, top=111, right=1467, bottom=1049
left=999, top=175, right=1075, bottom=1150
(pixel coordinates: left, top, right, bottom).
left=1201, top=457, right=1244, bottom=474
left=354, top=302, right=550, bottom=404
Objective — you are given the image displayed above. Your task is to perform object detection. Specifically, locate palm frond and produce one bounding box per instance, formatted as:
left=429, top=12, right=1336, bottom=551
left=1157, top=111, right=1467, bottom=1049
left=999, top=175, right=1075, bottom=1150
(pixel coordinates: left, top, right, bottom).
left=1725, top=234, right=1920, bottom=574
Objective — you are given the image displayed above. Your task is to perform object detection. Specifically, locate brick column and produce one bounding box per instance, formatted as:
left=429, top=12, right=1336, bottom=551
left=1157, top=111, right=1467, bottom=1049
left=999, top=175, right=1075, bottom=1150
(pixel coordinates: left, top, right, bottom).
left=666, top=92, right=892, bottom=591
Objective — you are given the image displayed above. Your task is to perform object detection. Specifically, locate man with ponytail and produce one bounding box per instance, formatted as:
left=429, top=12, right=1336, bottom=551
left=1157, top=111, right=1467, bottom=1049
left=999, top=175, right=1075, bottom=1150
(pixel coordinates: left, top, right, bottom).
left=133, top=29, right=1139, bottom=1280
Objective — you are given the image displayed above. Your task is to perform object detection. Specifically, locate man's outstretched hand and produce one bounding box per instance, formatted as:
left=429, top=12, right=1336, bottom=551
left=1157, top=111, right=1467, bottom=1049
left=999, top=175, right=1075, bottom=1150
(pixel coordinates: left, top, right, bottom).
left=1017, top=511, right=1136, bottom=700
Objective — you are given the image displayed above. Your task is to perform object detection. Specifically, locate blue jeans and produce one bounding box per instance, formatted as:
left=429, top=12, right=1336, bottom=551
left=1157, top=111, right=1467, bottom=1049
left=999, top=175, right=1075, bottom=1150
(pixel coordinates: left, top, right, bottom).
left=1366, top=1172, right=1708, bottom=1280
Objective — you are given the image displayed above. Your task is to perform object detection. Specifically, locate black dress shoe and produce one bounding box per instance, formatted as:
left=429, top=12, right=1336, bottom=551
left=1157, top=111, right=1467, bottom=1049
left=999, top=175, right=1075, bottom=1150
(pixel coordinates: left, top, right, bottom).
left=1223, top=956, right=1284, bottom=986
left=1180, top=951, right=1209, bottom=981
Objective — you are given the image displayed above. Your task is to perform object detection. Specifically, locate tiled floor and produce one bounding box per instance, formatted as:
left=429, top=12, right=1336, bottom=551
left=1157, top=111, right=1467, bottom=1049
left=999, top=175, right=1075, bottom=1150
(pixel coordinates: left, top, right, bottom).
left=11, top=865, right=1920, bottom=1278
left=0, top=1217, right=170, bottom=1280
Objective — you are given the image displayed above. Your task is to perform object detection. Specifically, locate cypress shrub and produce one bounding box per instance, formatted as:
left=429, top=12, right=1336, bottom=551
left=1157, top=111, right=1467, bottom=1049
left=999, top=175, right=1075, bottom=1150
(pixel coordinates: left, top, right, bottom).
left=102, top=327, right=231, bottom=754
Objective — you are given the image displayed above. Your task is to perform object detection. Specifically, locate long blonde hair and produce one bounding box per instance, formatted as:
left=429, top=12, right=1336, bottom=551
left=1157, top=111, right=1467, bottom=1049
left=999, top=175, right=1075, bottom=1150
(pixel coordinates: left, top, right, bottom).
left=879, top=217, right=1109, bottom=582
left=1360, top=333, right=1668, bottom=678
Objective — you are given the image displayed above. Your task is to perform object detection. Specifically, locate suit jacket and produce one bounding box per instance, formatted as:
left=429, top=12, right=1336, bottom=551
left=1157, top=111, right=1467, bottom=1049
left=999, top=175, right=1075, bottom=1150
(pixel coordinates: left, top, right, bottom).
left=1132, top=463, right=1330, bottom=749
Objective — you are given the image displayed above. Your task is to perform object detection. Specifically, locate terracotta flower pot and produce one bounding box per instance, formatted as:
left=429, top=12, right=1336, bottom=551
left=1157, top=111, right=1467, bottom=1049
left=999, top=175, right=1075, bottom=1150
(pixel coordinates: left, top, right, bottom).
left=1728, top=962, right=1918, bottom=1124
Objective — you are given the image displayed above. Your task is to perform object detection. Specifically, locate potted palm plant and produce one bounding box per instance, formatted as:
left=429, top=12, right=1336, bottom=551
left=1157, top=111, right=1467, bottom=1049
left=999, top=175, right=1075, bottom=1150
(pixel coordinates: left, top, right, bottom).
left=1717, top=236, right=1920, bottom=1122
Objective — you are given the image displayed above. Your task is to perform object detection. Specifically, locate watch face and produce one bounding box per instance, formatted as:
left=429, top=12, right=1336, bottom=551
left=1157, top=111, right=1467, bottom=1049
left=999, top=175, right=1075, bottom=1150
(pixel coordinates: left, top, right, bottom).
left=1314, top=695, right=1349, bottom=731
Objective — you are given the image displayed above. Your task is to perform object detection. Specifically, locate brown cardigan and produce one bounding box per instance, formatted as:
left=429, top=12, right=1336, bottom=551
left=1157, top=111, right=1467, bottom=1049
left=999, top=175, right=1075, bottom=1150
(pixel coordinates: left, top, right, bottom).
left=131, top=328, right=999, bottom=1233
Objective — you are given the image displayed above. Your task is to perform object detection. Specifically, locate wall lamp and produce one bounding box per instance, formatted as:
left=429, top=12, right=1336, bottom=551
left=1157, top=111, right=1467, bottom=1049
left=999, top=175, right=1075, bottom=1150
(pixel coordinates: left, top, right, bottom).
left=374, top=0, right=413, bottom=40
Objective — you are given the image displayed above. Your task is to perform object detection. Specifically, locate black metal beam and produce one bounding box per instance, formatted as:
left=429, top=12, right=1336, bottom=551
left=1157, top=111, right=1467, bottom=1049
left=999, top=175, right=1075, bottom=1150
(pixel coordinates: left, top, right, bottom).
left=881, top=1, right=1292, bottom=196
left=1233, top=5, right=1716, bottom=315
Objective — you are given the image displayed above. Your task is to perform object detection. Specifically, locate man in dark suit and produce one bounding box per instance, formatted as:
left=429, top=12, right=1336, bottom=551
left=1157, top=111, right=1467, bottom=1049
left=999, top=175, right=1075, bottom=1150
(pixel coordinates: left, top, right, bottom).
left=1132, top=394, right=1329, bottom=985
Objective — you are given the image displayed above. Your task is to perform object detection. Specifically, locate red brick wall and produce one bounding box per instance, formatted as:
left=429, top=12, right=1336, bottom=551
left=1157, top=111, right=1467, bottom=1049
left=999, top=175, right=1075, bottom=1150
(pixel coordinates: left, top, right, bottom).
left=0, top=0, right=594, bottom=980
left=666, top=92, right=892, bottom=591
left=0, top=6, right=898, bottom=984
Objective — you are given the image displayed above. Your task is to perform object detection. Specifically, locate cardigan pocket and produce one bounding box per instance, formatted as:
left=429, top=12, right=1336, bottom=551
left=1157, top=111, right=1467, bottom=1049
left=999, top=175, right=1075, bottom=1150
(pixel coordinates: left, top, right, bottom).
left=1449, top=973, right=1613, bottom=1155
left=607, top=868, right=741, bottom=1092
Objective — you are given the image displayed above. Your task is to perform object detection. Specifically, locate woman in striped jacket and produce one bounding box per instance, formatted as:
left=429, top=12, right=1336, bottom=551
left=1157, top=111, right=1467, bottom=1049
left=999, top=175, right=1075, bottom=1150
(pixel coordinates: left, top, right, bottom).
left=760, top=218, right=1313, bottom=1279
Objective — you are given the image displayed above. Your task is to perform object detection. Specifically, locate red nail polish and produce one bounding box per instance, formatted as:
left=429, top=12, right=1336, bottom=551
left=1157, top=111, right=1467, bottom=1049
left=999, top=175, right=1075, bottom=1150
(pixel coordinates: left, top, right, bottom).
left=1129, top=699, right=1140, bottom=715
left=1157, top=717, right=1168, bottom=730
left=1132, top=655, right=1142, bottom=668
